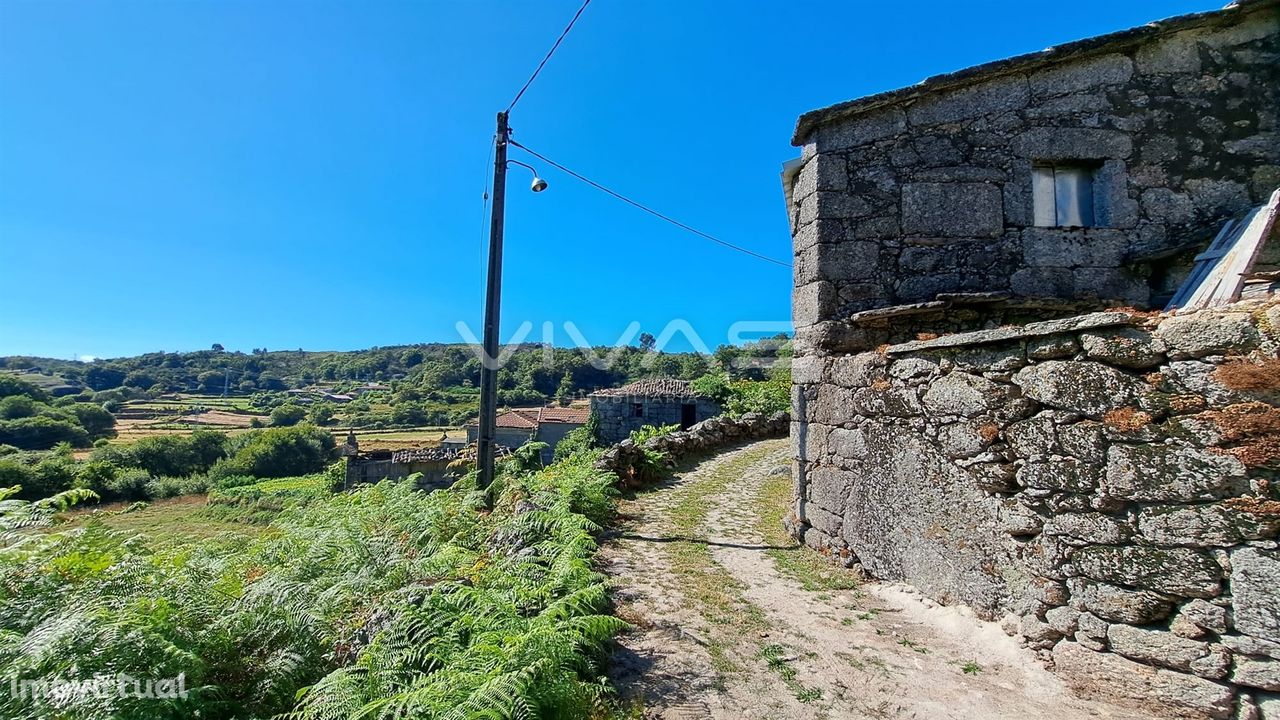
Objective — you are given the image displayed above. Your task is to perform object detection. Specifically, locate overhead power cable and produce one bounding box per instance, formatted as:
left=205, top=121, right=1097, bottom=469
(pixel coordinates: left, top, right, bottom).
left=506, top=0, right=593, bottom=113
left=509, top=140, right=792, bottom=268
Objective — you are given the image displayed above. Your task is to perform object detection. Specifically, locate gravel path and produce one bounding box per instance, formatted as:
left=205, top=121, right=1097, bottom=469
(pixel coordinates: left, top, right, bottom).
left=603, top=438, right=1148, bottom=719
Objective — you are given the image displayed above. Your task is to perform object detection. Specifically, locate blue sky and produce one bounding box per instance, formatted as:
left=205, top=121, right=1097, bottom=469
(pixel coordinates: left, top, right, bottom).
left=0, top=0, right=1221, bottom=360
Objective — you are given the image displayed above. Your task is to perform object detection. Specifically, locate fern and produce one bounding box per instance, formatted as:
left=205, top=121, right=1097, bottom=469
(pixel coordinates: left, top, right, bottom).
left=0, top=447, right=626, bottom=720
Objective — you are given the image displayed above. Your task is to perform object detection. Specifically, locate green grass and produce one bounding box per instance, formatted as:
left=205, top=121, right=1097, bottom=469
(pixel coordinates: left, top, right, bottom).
left=1, top=371, right=70, bottom=390
left=760, top=643, right=823, bottom=703
left=753, top=469, right=859, bottom=592
left=207, top=473, right=334, bottom=517
left=52, top=495, right=265, bottom=545
left=897, top=637, right=929, bottom=654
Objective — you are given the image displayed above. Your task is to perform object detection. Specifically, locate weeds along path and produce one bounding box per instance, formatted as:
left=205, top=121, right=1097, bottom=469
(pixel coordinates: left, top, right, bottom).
left=604, top=438, right=1148, bottom=720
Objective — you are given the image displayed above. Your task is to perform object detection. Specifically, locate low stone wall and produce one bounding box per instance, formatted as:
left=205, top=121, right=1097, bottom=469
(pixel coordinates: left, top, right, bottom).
left=596, top=411, right=789, bottom=483
left=792, top=300, right=1280, bottom=719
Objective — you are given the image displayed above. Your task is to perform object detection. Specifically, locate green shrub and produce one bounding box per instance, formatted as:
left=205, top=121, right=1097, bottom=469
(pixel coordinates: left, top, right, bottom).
left=623, top=424, right=678, bottom=484
left=0, top=451, right=624, bottom=719
left=210, top=425, right=335, bottom=481
left=207, top=473, right=334, bottom=515
left=270, top=403, right=307, bottom=427
left=553, top=412, right=601, bottom=462
left=105, top=468, right=151, bottom=501
left=692, top=366, right=790, bottom=417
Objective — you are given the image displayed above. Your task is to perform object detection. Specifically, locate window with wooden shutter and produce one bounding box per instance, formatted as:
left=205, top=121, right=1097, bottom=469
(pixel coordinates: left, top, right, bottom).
left=1033, top=163, right=1097, bottom=228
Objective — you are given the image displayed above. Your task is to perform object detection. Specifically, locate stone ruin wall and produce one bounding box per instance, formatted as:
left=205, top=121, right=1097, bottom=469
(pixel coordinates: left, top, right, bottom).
left=596, top=411, right=788, bottom=484
left=789, top=1, right=1279, bottom=339
left=790, top=302, right=1280, bottom=719
left=592, top=395, right=722, bottom=445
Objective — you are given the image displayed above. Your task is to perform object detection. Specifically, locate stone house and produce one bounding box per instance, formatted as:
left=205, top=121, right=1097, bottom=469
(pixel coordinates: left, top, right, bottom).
left=784, top=0, right=1278, bottom=356
left=465, top=406, right=590, bottom=464
left=785, top=3, right=1280, bottom=717
left=341, top=434, right=461, bottom=489
left=589, top=378, right=721, bottom=444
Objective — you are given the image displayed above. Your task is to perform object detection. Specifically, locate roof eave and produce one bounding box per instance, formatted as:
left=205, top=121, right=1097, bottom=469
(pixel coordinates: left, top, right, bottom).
left=791, top=0, right=1277, bottom=146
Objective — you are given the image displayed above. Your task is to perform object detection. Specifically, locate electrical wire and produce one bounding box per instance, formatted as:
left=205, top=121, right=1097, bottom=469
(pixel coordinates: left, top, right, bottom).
left=505, top=0, right=593, bottom=113
left=509, top=140, right=792, bottom=268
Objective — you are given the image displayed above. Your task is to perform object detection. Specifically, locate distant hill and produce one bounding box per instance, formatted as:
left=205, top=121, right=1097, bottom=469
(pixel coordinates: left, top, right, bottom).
left=0, top=343, right=722, bottom=403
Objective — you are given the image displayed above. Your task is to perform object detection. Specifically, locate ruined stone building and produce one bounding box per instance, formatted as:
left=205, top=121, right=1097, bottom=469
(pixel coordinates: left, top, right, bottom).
left=785, top=2, right=1280, bottom=718
left=589, top=378, right=721, bottom=444
left=341, top=433, right=462, bottom=489
left=784, top=0, right=1278, bottom=354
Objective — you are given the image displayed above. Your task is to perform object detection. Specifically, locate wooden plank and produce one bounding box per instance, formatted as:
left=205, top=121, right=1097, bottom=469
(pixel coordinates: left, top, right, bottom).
left=1177, top=188, right=1280, bottom=313
left=1179, top=212, right=1255, bottom=312
left=1167, top=219, right=1237, bottom=311
left=1209, top=188, right=1280, bottom=307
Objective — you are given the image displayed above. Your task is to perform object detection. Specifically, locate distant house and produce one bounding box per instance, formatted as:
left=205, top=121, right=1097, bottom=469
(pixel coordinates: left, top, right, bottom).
left=465, top=406, right=590, bottom=464
left=589, top=378, right=720, bottom=445
left=342, top=432, right=508, bottom=489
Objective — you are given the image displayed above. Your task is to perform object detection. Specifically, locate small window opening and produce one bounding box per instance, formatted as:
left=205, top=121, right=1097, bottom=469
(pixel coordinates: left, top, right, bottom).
left=631, top=403, right=644, bottom=418
left=1033, top=163, right=1097, bottom=228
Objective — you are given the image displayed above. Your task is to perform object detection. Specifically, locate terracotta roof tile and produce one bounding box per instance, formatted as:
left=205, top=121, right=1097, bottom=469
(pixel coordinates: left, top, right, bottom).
left=495, top=410, right=540, bottom=429
left=536, top=406, right=590, bottom=424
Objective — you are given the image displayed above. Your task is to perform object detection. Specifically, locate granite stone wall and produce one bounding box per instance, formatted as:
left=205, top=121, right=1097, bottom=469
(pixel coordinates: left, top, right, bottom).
left=791, top=302, right=1280, bottom=719
left=596, top=411, right=789, bottom=484
left=591, top=394, right=721, bottom=445
left=789, top=1, right=1280, bottom=352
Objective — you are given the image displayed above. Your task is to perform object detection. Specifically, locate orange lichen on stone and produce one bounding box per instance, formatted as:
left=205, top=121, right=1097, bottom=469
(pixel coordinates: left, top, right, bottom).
left=1144, top=371, right=1166, bottom=386
left=1168, top=394, right=1208, bottom=414
left=1103, top=407, right=1154, bottom=432
left=1222, top=496, right=1280, bottom=516
left=875, top=343, right=891, bottom=355
left=871, top=378, right=892, bottom=391
left=979, top=423, right=1001, bottom=442
left=916, top=332, right=941, bottom=341
left=1228, top=437, right=1280, bottom=468
left=1215, top=356, right=1280, bottom=391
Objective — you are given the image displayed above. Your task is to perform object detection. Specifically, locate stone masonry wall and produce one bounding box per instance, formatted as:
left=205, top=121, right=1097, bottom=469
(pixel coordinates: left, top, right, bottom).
left=591, top=395, right=721, bottom=445
left=597, top=411, right=788, bottom=484
left=790, top=2, right=1279, bottom=350
left=791, top=301, right=1280, bottom=719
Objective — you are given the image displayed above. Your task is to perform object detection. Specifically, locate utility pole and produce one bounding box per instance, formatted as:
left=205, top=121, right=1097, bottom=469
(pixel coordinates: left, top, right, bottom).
left=477, top=111, right=510, bottom=490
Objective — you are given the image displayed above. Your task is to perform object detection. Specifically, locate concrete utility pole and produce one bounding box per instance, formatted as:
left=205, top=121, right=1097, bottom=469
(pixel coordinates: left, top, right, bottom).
left=476, top=111, right=510, bottom=491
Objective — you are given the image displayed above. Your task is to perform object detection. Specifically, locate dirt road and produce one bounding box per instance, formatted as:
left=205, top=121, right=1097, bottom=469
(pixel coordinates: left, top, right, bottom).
left=603, top=438, right=1147, bottom=719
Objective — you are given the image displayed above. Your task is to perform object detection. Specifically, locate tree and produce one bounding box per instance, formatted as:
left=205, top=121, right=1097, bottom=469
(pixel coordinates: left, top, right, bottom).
left=212, top=343, right=225, bottom=352
left=71, top=404, right=116, bottom=440
left=308, top=403, right=335, bottom=426
left=197, top=371, right=224, bottom=393
left=555, top=373, right=575, bottom=406
left=638, top=332, right=656, bottom=351
left=0, top=375, right=47, bottom=401
left=123, top=371, right=158, bottom=390
left=84, top=366, right=126, bottom=391
left=271, top=403, right=307, bottom=427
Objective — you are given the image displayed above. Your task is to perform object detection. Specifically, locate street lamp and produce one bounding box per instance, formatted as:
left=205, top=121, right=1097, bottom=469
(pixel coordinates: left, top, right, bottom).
left=476, top=112, right=546, bottom=492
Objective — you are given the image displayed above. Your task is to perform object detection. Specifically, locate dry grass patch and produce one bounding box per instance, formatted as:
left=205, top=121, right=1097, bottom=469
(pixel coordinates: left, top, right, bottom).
left=1200, top=402, right=1280, bottom=468
left=1215, top=356, right=1280, bottom=391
